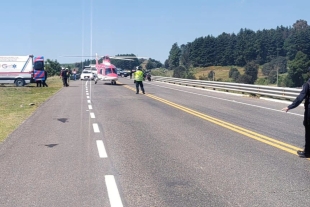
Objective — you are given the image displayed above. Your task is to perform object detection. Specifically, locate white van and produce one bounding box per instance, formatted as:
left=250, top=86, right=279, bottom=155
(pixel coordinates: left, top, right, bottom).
left=0, top=55, right=43, bottom=86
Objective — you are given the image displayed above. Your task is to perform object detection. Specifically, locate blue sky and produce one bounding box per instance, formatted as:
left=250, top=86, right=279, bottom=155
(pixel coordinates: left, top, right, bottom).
left=1, top=0, right=309, bottom=64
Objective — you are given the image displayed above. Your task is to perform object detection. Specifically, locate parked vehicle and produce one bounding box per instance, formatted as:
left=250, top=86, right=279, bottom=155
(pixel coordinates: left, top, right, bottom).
left=83, top=65, right=97, bottom=75
left=120, top=69, right=136, bottom=77
left=70, top=73, right=80, bottom=80
left=0, top=55, right=44, bottom=86
left=80, top=70, right=95, bottom=80
left=116, top=68, right=123, bottom=76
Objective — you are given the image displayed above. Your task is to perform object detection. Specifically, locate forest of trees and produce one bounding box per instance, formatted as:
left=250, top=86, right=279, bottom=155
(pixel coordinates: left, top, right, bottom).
left=166, top=19, right=310, bottom=87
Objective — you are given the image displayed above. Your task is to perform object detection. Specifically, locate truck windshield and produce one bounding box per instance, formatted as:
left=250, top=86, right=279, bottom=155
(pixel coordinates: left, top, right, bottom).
left=34, top=61, right=44, bottom=70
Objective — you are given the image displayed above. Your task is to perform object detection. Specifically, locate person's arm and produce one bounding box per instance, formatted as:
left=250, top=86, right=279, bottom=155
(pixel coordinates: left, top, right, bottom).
left=282, top=82, right=309, bottom=112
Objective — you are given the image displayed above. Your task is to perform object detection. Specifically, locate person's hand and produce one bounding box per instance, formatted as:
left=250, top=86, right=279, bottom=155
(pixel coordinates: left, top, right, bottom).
left=282, top=107, right=289, bottom=112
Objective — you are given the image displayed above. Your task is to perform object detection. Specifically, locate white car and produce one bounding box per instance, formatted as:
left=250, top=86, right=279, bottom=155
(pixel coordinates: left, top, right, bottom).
left=80, top=70, right=95, bottom=80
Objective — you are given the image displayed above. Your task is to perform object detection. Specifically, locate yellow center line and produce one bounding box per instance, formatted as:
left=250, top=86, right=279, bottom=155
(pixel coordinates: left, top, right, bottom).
left=121, top=83, right=304, bottom=157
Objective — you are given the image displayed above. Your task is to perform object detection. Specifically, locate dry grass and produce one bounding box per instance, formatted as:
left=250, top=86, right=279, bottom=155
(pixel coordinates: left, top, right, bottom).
left=192, top=65, right=267, bottom=81
left=151, top=68, right=174, bottom=77
left=151, top=65, right=267, bottom=82
left=194, top=66, right=245, bottom=81
left=0, top=76, right=63, bottom=142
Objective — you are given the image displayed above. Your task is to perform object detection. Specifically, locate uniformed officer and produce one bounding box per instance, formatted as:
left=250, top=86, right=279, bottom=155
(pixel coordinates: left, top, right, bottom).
left=134, top=66, right=145, bottom=94
left=60, top=68, right=69, bottom=87
left=282, top=67, right=310, bottom=158
left=42, top=70, right=48, bottom=87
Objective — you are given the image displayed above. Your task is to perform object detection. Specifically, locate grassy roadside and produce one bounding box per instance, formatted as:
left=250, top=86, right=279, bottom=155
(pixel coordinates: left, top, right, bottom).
left=152, top=65, right=268, bottom=81
left=0, top=76, right=63, bottom=142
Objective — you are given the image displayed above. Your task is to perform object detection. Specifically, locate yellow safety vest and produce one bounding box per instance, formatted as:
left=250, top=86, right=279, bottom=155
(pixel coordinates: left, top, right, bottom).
left=134, top=70, right=144, bottom=81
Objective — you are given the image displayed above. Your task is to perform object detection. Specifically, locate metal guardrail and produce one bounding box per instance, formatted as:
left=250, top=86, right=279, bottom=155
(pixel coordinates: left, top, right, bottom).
left=152, top=76, right=301, bottom=101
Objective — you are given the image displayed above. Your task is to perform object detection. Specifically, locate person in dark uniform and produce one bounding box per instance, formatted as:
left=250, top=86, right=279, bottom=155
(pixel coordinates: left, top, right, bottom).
left=129, top=69, right=133, bottom=79
left=42, top=70, right=48, bottom=87
left=282, top=67, right=310, bottom=158
left=36, top=80, right=42, bottom=87
left=60, top=68, right=69, bottom=87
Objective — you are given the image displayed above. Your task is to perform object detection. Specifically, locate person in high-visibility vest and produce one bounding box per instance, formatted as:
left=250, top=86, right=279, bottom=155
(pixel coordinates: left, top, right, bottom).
left=134, top=66, right=145, bottom=94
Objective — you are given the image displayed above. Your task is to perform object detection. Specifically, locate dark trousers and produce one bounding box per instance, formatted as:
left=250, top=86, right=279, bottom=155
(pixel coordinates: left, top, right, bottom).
left=62, top=78, right=68, bottom=87
left=135, top=81, right=145, bottom=93
left=42, top=80, right=48, bottom=87
left=303, top=116, right=310, bottom=153
left=36, top=81, right=42, bottom=87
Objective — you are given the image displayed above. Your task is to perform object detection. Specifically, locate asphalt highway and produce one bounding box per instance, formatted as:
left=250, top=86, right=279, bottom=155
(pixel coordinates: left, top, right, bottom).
left=1, top=77, right=310, bottom=207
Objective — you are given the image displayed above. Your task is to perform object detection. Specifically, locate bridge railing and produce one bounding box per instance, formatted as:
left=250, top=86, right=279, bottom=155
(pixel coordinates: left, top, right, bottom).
left=152, top=76, right=301, bottom=101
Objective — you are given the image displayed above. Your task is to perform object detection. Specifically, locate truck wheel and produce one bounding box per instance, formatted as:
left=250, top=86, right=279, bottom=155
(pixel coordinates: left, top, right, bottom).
left=15, top=78, right=25, bottom=87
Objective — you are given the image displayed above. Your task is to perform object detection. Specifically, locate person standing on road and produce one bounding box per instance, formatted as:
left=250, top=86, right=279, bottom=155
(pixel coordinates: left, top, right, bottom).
left=130, top=68, right=133, bottom=79
left=60, top=68, right=69, bottom=87
left=72, top=69, right=77, bottom=81
left=282, top=67, right=310, bottom=158
left=134, top=66, right=145, bottom=94
left=66, top=68, right=71, bottom=85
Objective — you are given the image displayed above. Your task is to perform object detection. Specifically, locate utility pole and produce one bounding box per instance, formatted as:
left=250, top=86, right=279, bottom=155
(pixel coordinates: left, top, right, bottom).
left=276, top=65, right=279, bottom=87
left=90, top=0, right=93, bottom=63
left=276, top=49, right=279, bottom=87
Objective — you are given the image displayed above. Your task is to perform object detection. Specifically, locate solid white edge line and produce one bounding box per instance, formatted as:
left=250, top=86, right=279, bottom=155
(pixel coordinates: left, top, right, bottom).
left=90, top=112, right=95, bottom=118
left=93, top=123, right=100, bottom=133
left=96, top=140, right=107, bottom=158
left=88, top=105, right=93, bottom=110
left=105, top=175, right=123, bottom=207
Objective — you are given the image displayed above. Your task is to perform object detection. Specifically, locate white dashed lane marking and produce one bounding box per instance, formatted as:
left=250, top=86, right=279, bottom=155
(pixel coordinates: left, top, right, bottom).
left=96, top=140, right=108, bottom=158
left=93, top=123, right=100, bottom=133
left=86, top=81, right=123, bottom=206
left=105, top=175, right=124, bottom=207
